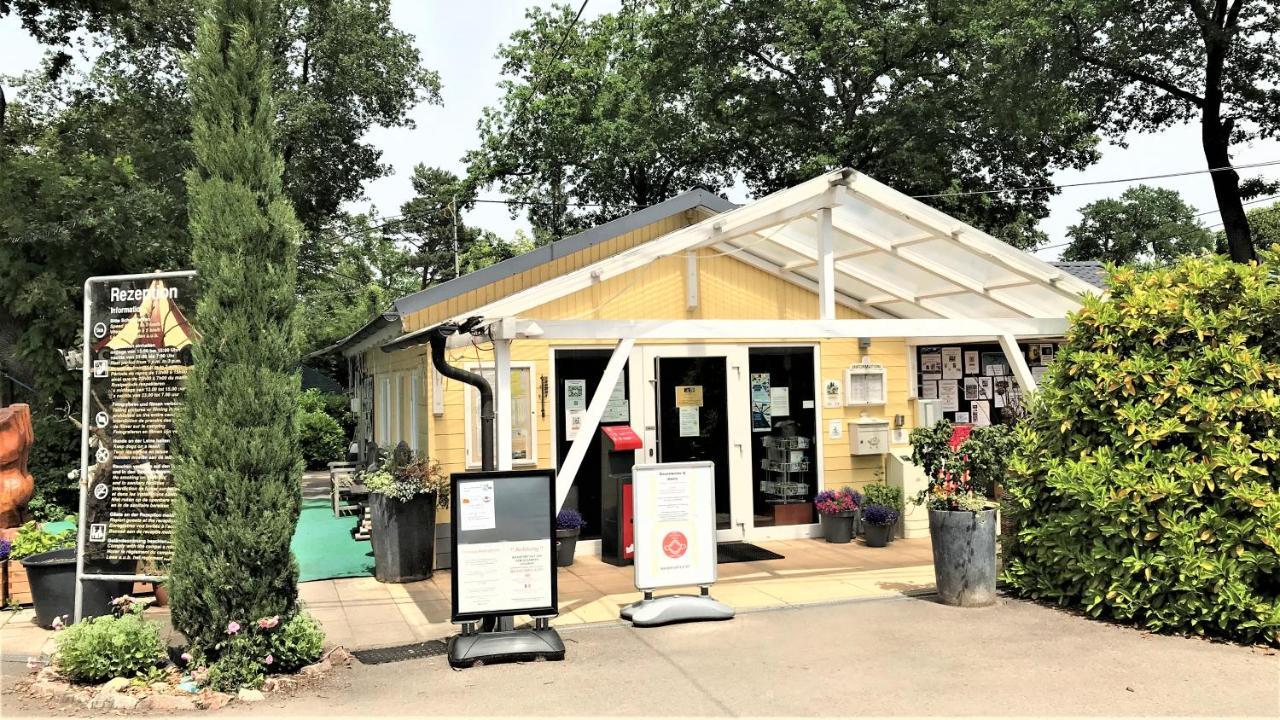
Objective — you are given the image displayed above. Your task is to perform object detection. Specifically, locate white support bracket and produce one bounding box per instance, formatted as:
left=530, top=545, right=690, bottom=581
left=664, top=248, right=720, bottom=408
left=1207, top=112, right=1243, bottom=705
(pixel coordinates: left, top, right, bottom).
left=685, top=251, right=699, bottom=310
left=555, top=338, right=635, bottom=511
left=818, top=206, right=836, bottom=320
left=998, top=333, right=1037, bottom=393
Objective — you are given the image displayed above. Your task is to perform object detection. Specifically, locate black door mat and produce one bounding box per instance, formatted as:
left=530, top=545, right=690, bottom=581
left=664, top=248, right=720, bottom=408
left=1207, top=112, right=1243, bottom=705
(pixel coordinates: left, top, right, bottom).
left=716, top=542, right=784, bottom=564
left=352, top=639, right=449, bottom=665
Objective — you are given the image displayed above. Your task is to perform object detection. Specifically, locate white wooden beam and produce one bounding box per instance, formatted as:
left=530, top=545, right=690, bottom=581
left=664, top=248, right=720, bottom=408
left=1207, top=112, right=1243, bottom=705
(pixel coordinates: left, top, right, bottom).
left=998, top=333, right=1038, bottom=393
left=818, top=206, right=836, bottom=320
left=503, top=317, right=1069, bottom=341
left=685, top=251, right=698, bottom=310
left=493, top=338, right=513, bottom=471
left=782, top=245, right=878, bottom=270
left=555, top=338, right=635, bottom=511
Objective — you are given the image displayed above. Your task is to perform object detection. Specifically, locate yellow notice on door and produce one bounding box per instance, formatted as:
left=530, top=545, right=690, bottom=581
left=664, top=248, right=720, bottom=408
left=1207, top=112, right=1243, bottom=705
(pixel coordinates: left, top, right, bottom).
left=674, top=385, right=703, bottom=407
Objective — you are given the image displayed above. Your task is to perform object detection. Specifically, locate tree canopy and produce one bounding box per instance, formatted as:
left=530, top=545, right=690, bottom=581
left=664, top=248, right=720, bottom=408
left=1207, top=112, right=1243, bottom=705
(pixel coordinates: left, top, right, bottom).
left=1063, top=186, right=1214, bottom=265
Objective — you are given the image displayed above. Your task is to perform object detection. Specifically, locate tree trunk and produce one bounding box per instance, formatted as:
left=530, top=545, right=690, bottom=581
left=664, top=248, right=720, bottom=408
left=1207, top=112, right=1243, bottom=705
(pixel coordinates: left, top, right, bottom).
left=1201, top=116, right=1254, bottom=264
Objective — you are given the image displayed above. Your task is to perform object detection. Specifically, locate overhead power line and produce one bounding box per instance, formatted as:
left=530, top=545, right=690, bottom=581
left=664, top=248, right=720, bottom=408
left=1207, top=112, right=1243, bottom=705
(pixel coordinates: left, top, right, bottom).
left=912, top=159, right=1280, bottom=199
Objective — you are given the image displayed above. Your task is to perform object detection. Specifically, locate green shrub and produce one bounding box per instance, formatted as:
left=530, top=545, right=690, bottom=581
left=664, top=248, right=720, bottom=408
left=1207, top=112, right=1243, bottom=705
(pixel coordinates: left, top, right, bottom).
left=299, top=408, right=345, bottom=469
left=861, top=482, right=903, bottom=512
left=27, top=413, right=81, bottom=521
left=207, top=653, right=265, bottom=691
left=55, top=612, right=165, bottom=683
left=1004, top=251, right=1280, bottom=645
left=267, top=612, right=325, bottom=672
left=10, top=521, right=76, bottom=559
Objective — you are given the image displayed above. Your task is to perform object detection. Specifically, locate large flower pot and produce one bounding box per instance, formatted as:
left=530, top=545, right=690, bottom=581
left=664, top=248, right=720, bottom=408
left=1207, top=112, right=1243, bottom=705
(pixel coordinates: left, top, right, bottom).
left=21, top=549, right=129, bottom=628
left=370, top=492, right=437, bottom=583
left=863, top=522, right=893, bottom=548
left=928, top=508, right=997, bottom=607
left=555, top=528, right=580, bottom=567
left=819, top=511, right=856, bottom=543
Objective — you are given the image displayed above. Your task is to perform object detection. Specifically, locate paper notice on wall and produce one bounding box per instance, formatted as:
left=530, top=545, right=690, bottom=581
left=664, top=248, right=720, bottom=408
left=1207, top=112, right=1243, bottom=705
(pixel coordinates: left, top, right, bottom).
left=458, top=480, right=496, bottom=531
left=964, top=351, right=979, bottom=375
left=565, top=379, right=587, bottom=412
left=970, top=401, right=991, bottom=427
left=679, top=406, right=700, bottom=437
left=978, top=376, right=993, bottom=400
left=565, top=408, right=585, bottom=441
left=920, top=353, right=942, bottom=373
left=455, top=539, right=552, bottom=614
left=941, top=348, right=963, bottom=380
left=963, top=377, right=979, bottom=401
left=823, top=379, right=842, bottom=408
left=770, top=386, right=790, bottom=416
left=675, top=385, right=703, bottom=407
left=938, top=379, right=960, bottom=412
left=603, top=381, right=629, bottom=422
left=954, top=412, right=970, bottom=423
left=921, top=380, right=938, bottom=400
left=993, top=377, right=1012, bottom=409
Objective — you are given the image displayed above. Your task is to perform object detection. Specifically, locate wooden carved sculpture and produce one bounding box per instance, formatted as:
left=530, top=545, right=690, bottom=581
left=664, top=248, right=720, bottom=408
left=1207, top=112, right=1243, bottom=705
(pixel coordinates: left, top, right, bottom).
left=0, top=403, right=35, bottom=531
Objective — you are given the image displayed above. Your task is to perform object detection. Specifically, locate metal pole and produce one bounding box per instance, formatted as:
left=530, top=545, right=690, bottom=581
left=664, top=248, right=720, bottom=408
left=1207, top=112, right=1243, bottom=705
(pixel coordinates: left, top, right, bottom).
left=74, top=280, right=92, bottom=623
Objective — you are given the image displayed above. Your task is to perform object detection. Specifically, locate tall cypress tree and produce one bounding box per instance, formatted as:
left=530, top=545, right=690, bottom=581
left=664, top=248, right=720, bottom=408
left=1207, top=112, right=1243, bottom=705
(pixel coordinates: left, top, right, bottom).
left=170, top=0, right=303, bottom=654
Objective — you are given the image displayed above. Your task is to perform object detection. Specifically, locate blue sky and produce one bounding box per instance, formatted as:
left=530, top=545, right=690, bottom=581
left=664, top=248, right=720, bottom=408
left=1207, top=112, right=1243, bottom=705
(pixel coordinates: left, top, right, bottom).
left=3, top=0, right=1277, bottom=260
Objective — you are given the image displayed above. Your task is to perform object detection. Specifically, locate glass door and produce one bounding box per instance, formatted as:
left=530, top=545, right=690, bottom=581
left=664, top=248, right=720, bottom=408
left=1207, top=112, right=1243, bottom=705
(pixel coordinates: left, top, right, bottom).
left=640, top=345, right=750, bottom=542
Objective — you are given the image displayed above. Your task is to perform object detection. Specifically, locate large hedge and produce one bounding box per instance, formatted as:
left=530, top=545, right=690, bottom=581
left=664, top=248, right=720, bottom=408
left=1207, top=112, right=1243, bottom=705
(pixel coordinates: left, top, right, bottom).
left=1004, top=250, right=1280, bottom=645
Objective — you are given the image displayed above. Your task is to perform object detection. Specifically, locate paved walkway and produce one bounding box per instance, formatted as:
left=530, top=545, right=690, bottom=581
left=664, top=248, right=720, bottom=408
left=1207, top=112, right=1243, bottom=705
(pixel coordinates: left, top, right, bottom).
left=301, top=537, right=936, bottom=650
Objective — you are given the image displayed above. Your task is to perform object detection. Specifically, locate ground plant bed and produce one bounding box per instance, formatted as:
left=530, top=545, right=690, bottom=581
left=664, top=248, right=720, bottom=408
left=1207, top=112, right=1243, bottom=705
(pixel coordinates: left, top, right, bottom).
left=14, top=647, right=352, bottom=713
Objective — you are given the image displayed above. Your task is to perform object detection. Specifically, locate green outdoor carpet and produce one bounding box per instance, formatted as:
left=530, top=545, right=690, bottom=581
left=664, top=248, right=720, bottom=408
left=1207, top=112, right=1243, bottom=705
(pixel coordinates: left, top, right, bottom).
left=291, top=497, right=374, bottom=582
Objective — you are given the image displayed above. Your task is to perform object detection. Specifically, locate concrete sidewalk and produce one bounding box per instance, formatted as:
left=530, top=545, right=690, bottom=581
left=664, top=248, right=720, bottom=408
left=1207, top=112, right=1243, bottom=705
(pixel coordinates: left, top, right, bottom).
left=301, top=537, right=937, bottom=650
left=215, top=595, right=1280, bottom=717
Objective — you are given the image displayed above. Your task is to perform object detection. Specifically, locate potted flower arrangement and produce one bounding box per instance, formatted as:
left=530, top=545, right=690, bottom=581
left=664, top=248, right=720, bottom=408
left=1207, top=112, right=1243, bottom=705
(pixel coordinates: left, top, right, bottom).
left=860, top=503, right=898, bottom=548
left=814, top=487, right=861, bottom=543
left=862, top=482, right=904, bottom=542
left=909, top=420, right=1016, bottom=607
left=555, top=508, right=586, bottom=567
left=364, top=443, right=450, bottom=583
left=11, top=520, right=129, bottom=626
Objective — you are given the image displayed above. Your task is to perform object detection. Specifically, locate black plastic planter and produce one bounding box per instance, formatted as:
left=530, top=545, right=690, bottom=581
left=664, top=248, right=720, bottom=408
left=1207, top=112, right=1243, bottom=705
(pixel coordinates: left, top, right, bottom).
left=21, top=549, right=130, bottom=628
left=555, top=528, right=579, bottom=567
left=370, top=492, right=437, bottom=583
left=863, top=522, right=893, bottom=548
left=819, top=511, right=856, bottom=543
left=928, top=508, right=997, bottom=607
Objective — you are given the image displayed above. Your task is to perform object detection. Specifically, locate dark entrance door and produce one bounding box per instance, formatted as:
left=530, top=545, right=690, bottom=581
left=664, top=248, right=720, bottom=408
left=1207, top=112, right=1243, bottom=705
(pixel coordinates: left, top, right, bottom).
left=655, top=356, right=731, bottom=530
left=554, top=349, right=630, bottom=539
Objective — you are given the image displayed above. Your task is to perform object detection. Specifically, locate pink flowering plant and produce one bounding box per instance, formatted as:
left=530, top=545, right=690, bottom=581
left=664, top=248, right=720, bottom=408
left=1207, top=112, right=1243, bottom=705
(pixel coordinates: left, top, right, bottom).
left=814, top=487, right=862, bottom=515
left=195, top=612, right=325, bottom=691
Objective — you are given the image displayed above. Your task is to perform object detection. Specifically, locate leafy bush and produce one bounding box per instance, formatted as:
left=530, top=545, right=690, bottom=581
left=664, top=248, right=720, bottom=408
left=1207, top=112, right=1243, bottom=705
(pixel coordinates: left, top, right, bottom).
left=10, top=521, right=76, bottom=559
left=299, top=388, right=355, bottom=436
left=862, top=482, right=903, bottom=512
left=299, top=408, right=345, bottom=469
left=266, top=612, right=325, bottom=672
left=198, top=612, right=325, bottom=691
left=55, top=610, right=164, bottom=683
left=27, top=413, right=81, bottom=521
left=1004, top=251, right=1280, bottom=644
left=910, top=421, right=1016, bottom=511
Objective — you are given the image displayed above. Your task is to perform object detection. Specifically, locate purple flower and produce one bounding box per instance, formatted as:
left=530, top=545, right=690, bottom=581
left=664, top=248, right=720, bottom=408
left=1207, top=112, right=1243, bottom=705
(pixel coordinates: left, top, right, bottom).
left=0, top=538, right=11, bottom=561
left=226, top=620, right=241, bottom=635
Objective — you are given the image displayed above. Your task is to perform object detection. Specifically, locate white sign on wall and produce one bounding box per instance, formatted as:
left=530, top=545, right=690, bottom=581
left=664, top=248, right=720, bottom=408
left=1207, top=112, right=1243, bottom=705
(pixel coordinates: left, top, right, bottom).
left=631, top=462, right=718, bottom=591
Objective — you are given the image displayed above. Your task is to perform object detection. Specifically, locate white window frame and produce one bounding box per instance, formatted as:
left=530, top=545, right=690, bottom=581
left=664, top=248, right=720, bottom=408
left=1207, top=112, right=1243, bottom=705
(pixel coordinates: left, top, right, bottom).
left=410, top=371, right=422, bottom=452
left=463, top=362, right=538, bottom=469
left=377, top=375, right=391, bottom=446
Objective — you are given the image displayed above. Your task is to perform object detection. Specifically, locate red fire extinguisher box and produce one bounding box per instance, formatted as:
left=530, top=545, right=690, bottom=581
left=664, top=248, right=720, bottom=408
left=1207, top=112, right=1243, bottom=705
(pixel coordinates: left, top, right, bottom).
left=600, top=425, right=641, bottom=566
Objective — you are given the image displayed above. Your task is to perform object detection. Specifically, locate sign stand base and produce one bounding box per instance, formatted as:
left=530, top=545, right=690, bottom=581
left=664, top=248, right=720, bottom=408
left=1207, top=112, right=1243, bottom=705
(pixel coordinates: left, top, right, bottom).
left=621, top=587, right=735, bottom=627
left=447, top=617, right=565, bottom=668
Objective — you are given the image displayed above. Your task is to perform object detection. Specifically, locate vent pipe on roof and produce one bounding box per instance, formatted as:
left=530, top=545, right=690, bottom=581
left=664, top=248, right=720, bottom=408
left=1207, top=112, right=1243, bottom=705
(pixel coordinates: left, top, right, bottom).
left=428, top=319, right=494, bottom=471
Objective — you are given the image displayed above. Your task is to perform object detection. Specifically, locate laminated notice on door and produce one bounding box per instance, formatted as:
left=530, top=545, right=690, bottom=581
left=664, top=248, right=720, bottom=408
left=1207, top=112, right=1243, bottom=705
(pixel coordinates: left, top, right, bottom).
left=678, top=406, right=700, bottom=437
left=675, top=385, right=703, bottom=407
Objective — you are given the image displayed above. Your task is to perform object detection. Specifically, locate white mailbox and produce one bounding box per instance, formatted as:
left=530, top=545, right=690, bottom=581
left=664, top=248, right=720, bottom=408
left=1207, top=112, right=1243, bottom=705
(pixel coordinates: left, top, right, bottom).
left=848, top=418, right=890, bottom=456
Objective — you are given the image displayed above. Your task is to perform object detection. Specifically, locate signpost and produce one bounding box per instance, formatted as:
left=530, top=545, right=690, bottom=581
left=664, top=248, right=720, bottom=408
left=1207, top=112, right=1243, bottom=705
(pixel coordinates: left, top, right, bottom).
left=75, top=271, right=197, bottom=621
left=448, top=468, right=564, bottom=667
left=621, top=461, right=734, bottom=627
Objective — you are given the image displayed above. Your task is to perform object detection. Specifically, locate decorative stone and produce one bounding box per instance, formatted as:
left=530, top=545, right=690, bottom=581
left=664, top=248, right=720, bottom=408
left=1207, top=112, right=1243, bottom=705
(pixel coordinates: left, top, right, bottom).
left=263, top=676, right=297, bottom=693
left=299, top=659, right=332, bottom=676
left=36, top=666, right=62, bottom=682
left=199, top=691, right=232, bottom=710
left=28, top=680, right=61, bottom=698
left=101, top=676, right=131, bottom=693
left=237, top=688, right=265, bottom=702
left=141, top=695, right=198, bottom=712
left=112, top=693, right=140, bottom=710
left=149, top=681, right=171, bottom=693
left=328, top=647, right=354, bottom=665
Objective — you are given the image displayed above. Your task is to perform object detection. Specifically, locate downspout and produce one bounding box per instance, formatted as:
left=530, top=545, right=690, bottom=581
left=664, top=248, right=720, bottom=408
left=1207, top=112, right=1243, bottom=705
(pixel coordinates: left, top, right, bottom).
left=428, top=322, right=495, bottom=471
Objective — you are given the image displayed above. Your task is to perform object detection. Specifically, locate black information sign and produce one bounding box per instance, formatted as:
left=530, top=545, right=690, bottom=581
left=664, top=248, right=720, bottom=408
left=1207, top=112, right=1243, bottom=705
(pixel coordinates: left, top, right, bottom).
left=81, top=272, right=198, bottom=576
left=449, top=469, right=558, bottom=623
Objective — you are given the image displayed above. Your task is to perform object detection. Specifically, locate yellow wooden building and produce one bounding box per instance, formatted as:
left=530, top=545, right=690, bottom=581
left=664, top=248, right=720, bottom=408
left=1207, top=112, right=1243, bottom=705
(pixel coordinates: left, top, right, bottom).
left=321, top=170, right=1102, bottom=551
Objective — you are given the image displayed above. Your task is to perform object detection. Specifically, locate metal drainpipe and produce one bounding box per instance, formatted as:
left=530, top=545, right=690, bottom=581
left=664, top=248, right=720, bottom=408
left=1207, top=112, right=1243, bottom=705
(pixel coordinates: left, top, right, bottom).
left=428, top=323, right=495, bottom=471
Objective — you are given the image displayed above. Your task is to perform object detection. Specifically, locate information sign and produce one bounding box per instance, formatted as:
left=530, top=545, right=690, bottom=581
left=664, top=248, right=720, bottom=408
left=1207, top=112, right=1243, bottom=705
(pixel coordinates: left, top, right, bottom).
left=78, top=271, right=197, bottom=578
left=631, top=462, right=717, bottom=591
left=450, top=469, right=558, bottom=622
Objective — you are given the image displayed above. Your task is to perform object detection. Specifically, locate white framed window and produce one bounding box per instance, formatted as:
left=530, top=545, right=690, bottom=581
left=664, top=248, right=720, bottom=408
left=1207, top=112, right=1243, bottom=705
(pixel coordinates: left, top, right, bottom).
left=465, top=363, right=537, bottom=468
left=410, top=372, right=421, bottom=452
left=392, top=373, right=404, bottom=447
